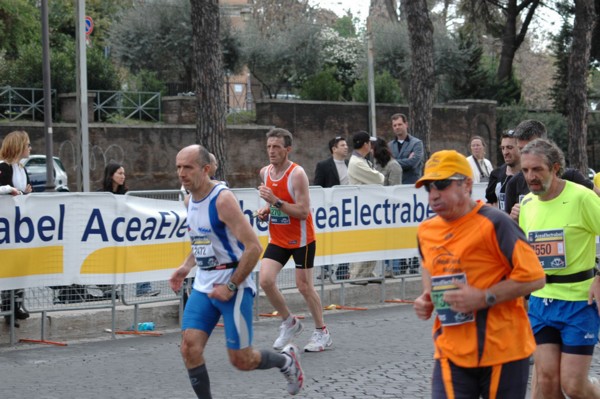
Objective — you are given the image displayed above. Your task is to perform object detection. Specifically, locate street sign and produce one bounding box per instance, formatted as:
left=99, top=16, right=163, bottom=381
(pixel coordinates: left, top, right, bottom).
left=85, top=16, right=94, bottom=36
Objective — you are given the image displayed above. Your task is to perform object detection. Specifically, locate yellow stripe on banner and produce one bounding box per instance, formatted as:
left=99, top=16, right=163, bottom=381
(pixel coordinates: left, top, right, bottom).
left=258, top=226, right=418, bottom=256
left=0, top=247, right=64, bottom=277
left=80, top=242, right=189, bottom=274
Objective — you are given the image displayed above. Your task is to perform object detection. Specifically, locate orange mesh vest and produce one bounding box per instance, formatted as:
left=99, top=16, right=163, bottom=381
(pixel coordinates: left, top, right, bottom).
left=265, top=163, right=315, bottom=248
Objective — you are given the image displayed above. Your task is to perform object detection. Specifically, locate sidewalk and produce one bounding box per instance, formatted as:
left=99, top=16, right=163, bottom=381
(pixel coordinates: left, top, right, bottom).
left=0, top=277, right=422, bottom=345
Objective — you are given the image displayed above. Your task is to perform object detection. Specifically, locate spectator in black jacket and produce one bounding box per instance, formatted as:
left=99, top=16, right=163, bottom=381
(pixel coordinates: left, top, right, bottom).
left=313, top=136, right=349, bottom=188
left=313, top=136, right=349, bottom=279
left=485, top=129, right=521, bottom=211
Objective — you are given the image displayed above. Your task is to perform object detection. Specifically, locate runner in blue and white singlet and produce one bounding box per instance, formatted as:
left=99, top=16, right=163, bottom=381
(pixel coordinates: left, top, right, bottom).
left=171, top=145, right=304, bottom=398
left=187, top=183, right=255, bottom=294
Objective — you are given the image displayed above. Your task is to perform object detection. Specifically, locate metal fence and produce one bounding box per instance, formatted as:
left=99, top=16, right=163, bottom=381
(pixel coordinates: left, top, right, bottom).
left=1, top=82, right=260, bottom=124
left=0, top=86, right=56, bottom=121
left=94, top=90, right=161, bottom=122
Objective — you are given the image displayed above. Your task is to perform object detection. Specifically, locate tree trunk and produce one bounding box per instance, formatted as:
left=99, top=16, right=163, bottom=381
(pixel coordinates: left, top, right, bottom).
left=496, top=0, right=540, bottom=83
left=402, top=0, right=434, bottom=157
left=370, top=0, right=398, bottom=22
left=566, top=0, right=596, bottom=174
left=190, top=0, right=228, bottom=180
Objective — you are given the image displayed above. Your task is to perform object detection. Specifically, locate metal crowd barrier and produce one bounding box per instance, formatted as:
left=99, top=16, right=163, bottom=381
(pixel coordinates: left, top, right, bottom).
left=12, top=190, right=187, bottom=343
left=23, top=285, right=120, bottom=342
left=0, top=291, right=16, bottom=345
left=265, top=257, right=422, bottom=309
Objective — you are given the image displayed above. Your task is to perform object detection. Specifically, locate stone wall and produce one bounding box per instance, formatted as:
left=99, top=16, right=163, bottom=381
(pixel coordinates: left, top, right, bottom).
left=0, top=99, right=497, bottom=191
left=255, top=99, right=498, bottom=167
left=161, top=96, right=196, bottom=125
left=0, top=123, right=272, bottom=190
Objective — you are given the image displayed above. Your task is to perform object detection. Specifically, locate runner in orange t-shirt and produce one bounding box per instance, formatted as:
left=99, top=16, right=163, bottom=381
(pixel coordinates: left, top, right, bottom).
left=256, top=128, right=331, bottom=353
left=413, top=150, right=545, bottom=399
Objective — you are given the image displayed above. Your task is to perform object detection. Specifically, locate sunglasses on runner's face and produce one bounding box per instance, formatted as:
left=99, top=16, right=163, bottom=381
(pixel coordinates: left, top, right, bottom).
left=424, top=178, right=465, bottom=193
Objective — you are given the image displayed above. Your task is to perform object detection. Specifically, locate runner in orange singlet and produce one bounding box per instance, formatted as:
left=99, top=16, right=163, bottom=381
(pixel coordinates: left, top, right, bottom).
left=256, top=128, right=332, bottom=353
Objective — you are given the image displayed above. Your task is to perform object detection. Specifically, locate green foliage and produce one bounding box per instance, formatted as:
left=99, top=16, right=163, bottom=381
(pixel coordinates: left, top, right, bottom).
left=371, top=22, right=410, bottom=84
left=333, top=11, right=358, bottom=38
left=489, top=74, right=522, bottom=106
left=125, top=69, right=166, bottom=94
left=0, top=0, right=40, bottom=58
left=48, top=0, right=76, bottom=49
left=241, top=20, right=323, bottom=97
left=444, top=29, right=489, bottom=101
left=0, top=50, right=9, bottom=86
left=0, top=0, right=124, bottom=94
left=351, top=70, right=404, bottom=103
left=319, top=27, right=363, bottom=99
left=461, top=55, right=522, bottom=105
left=109, top=1, right=192, bottom=86
left=108, top=0, right=241, bottom=89
left=549, top=10, right=572, bottom=115
left=87, top=47, right=121, bottom=91
left=370, top=17, right=524, bottom=105
left=6, top=41, right=119, bottom=94
left=9, top=41, right=76, bottom=93
left=44, top=0, right=134, bottom=49
left=299, top=68, right=344, bottom=101
left=221, top=18, right=244, bottom=75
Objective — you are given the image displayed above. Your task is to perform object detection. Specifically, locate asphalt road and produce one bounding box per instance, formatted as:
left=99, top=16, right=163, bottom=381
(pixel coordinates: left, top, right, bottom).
left=2, top=303, right=600, bottom=399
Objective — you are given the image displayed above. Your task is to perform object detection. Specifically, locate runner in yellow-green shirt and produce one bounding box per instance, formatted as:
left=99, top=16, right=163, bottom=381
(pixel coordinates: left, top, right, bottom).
left=519, top=138, right=600, bottom=399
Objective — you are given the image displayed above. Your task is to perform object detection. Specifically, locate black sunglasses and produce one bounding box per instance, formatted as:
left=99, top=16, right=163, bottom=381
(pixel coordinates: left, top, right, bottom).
left=502, top=129, right=515, bottom=138
left=424, top=178, right=465, bottom=193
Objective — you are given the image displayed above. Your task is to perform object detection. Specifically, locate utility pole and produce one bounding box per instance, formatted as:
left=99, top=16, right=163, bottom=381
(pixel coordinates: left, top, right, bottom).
left=366, top=17, right=377, bottom=138
left=41, top=0, right=55, bottom=191
left=76, top=0, right=90, bottom=192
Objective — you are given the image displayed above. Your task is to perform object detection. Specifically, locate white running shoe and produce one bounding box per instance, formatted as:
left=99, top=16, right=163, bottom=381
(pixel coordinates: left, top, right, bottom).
left=280, top=344, right=304, bottom=395
left=303, top=328, right=333, bottom=352
left=273, top=317, right=304, bottom=351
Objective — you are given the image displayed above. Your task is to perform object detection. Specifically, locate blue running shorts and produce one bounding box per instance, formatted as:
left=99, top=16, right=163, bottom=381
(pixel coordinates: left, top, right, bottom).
left=529, top=296, right=600, bottom=352
left=182, top=287, right=254, bottom=350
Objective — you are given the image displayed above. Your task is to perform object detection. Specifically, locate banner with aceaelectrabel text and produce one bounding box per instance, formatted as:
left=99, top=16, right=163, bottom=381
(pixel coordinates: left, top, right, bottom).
left=0, top=185, right=486, bottom=290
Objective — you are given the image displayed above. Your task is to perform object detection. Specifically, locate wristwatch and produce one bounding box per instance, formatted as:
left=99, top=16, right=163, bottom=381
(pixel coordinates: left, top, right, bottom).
left=226, top=281, right=238, bottom=292
left=485, top=290, right=497, bottom=307
left=273, top=199, right=284, bottom=209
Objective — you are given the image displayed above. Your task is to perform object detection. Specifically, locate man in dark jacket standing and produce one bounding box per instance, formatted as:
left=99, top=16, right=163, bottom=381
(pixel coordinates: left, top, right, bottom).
left=314, top=136, right=349, bottom=188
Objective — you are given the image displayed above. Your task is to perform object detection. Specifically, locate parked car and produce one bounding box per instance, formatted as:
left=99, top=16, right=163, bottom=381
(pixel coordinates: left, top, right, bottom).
left=22, top=155, right=69, bottom=192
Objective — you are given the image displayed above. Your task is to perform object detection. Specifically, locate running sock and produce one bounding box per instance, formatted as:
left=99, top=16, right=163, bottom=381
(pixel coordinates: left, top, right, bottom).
left=257, top=349, right=288, bottom=370
left=188, top=364, right=212, bottom=399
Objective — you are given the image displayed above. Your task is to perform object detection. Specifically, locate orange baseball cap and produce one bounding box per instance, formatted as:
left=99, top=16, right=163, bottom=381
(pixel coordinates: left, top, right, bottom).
left=415, top=150, right=473, bottom=188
